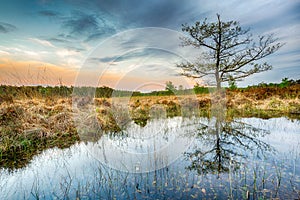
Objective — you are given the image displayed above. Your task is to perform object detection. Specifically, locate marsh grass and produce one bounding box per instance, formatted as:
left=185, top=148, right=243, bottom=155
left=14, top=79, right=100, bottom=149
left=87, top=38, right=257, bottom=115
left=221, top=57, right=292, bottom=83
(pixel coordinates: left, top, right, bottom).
left=0, top=85, right=299, bottom=169
left=0, top=98, right=78, bottom=169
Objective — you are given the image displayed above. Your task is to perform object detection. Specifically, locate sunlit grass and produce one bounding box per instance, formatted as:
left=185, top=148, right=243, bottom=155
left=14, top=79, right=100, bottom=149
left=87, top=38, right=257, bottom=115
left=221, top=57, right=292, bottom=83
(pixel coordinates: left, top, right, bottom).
left=0, top=85, right=299, bottom=169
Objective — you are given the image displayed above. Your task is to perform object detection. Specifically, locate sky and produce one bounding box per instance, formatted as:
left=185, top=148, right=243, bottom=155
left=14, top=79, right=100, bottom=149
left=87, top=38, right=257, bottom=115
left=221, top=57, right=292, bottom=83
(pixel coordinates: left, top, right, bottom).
left=0, top=0, right=299, bottom=90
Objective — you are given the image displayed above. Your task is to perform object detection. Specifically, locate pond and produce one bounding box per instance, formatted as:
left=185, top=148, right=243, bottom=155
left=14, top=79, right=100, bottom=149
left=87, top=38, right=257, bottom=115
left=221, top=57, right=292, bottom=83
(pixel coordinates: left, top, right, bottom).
left=1, top=117, right=300, bottom=199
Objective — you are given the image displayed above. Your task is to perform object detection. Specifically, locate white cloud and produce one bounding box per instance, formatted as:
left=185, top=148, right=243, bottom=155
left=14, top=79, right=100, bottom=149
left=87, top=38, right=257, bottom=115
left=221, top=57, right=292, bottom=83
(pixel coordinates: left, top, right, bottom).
left=55, top=49, right=83, bottom=68
left=56, top=49, right=80, bottom=57
left=269, top=24, right=300, bottom=53
left=0, top=46, right=41, bottom=59
left=23, top=50, right=39, bottom=56
left=0, top=50, right=10, bottom=55
left=208, top=0, right=297, bottom=25
left=29, top=38, right=55, bottom=48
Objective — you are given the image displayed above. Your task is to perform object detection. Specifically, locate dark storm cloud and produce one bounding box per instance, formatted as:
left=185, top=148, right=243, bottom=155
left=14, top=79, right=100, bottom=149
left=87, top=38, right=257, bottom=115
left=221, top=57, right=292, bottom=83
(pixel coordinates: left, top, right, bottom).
left=38, top=10, right=61, bottom=17
left=62, top=10, right=99, bottom=35
left=38, top=7, right=116, bottom=41
left=46, top=34, right=74, bottom=46
left=90, top=51, right=148, bottom=63
left=0, top=22, right=17, bottom=33
left=48, top=10, right=117, bottom=41
left=48, top=37, right=69, bottom=43
left=119, top=0, right=195, bottom=27
left=46, top=35, right=86, bottom=52
left=85, top=28, right=116, bottom=42
left=142, top=64, right=166, bottom=72
left=91, top=48, right=169, bottom=63
left=36, top=1, right=205, bottom=43
left=66, top=0, right=201, bottom=29
left=65, top=46, right=86, bottom=52
left=0, top=0, right=298, bottom=86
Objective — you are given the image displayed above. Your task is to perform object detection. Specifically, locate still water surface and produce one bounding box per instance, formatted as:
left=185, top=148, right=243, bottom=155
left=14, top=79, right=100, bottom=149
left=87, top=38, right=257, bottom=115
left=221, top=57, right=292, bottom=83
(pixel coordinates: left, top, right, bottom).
left=1, top=117, right=300, bottom=199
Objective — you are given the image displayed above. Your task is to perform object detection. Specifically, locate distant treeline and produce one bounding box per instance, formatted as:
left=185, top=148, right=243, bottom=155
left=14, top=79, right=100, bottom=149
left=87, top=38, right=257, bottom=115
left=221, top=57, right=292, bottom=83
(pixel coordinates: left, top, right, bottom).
left=246, top=78, right=300, bottom=89
left=0, top=78, right=299, bottom=98
left=0, top=84, right=211, bottom=98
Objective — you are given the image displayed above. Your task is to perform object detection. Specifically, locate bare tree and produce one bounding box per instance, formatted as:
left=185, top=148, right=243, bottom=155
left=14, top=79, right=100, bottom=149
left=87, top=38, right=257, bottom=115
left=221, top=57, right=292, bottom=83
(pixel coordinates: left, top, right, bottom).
left=177, top=14, right=284, bottom=90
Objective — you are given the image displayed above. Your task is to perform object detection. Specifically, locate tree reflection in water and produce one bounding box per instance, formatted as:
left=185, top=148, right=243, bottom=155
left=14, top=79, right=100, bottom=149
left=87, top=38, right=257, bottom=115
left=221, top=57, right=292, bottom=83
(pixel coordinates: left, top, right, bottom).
left=186, top=93, right=274, bottom=176
left=186, top=117, right=274, bottom=176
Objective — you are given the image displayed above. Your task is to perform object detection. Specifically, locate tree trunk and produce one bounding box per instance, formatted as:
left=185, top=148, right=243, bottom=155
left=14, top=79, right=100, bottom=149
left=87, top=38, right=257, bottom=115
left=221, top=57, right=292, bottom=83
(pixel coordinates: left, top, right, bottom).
left=215, top=71, right=221, bottom=91
left=215, top=14, right=222, bottom=91
left=215, top=117, right=222, bottom=176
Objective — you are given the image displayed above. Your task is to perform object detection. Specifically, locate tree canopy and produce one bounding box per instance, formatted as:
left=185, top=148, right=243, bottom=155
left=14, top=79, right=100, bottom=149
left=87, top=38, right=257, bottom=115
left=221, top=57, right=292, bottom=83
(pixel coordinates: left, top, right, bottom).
left=177, top=14, right=284, bottom=90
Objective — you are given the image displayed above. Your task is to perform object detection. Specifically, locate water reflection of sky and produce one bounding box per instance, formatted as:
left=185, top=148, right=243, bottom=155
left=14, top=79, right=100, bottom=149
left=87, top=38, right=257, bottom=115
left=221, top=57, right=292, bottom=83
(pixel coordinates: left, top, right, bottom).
left=0, top=117, right=299, bottom=199
left=246, top=117, right=300, bottom=153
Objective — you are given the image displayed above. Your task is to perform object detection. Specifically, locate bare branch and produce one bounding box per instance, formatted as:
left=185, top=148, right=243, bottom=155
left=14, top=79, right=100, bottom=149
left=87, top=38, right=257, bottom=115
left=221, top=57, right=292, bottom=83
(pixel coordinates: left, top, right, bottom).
left=177, top=14, right=284, bottom=89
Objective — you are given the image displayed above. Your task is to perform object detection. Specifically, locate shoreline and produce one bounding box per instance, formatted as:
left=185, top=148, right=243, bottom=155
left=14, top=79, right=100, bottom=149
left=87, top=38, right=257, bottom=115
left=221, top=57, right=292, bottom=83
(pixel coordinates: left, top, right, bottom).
left=0, top=86, right=299, bottom=169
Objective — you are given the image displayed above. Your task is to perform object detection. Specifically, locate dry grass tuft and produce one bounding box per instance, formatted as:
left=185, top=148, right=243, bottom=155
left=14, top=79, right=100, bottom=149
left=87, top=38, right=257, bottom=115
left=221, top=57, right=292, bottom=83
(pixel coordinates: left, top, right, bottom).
left=1, top=85, right=299, bottom=169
